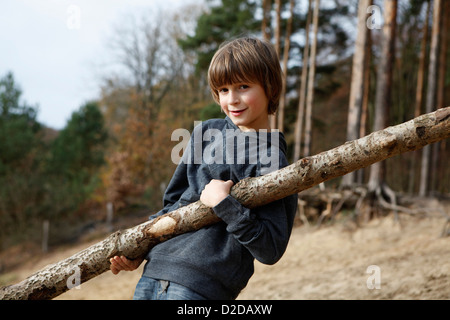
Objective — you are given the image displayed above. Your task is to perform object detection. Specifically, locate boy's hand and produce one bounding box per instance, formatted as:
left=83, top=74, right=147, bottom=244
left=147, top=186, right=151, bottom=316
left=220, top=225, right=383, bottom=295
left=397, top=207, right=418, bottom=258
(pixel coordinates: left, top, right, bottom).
left=110, top=256, right=143, bottom=275
left=200, top=179, right=234, bottom=208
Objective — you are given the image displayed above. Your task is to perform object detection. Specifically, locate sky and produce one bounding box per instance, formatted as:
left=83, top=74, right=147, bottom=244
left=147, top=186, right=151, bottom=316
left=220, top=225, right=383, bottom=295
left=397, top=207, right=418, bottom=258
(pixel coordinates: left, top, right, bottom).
left=0, top=0, right=193, bottom=130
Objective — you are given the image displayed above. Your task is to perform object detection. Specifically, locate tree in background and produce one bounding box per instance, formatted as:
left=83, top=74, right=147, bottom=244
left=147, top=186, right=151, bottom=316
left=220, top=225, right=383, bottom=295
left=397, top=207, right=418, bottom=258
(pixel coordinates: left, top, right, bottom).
left=341, top=0, right=372, bottom=187
left=100, top=6, right=204, bottom=210
left=0, top=71, right=108, bottom=248
left=338, top=0, right=449, bottom=197
left=179, top=0, right=260, bottom=74
left=261, top=0, right=272, bottom=40
left=0, top=72, right=41, bottom=174
left=366, top=0, right=397, bottom=211
left=408, top=0, right=431, bottom=193
left=293, top=0, right=312, bottom=162
left=0, top=72, right=45, bottom=246
left=48, top=102, right=106, bottom=177
left=303, top=0, right=320, bottom=158
left=419, top=0, right=442, bottom=196
left=277, top=0, right=295, bottom=132
left=45, top=101, right=107, bottom=217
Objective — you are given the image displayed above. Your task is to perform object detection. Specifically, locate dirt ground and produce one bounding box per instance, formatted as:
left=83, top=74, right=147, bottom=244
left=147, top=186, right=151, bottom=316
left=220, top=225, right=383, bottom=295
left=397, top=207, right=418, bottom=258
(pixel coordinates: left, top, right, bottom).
left=1, top=199, right=449, bottom=300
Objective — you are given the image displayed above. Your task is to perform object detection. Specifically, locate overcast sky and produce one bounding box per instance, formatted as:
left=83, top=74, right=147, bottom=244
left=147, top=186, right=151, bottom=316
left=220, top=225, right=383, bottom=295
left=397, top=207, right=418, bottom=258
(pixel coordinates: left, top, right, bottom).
left=0, top=0, right=194, bottom=129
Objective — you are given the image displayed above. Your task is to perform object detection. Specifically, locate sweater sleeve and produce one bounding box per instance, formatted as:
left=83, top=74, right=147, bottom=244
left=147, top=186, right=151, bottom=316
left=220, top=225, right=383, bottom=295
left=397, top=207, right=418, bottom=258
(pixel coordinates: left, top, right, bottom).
left=212, top=192, right=298, bottom=265
left=148, top=134, right=193, bottom=220
left=148, top=161, right=189, bottom=221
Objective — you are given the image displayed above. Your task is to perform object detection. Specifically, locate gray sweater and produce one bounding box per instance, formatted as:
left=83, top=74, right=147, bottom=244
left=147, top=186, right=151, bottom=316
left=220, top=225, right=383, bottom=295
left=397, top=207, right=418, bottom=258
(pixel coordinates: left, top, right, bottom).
left=142, top=117, right=298, bottom=299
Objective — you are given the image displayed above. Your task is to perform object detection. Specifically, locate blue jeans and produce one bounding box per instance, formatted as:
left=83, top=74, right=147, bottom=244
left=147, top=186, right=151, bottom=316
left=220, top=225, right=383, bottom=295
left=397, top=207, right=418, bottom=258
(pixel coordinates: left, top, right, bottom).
left=133, top=276, right=208, bottom=300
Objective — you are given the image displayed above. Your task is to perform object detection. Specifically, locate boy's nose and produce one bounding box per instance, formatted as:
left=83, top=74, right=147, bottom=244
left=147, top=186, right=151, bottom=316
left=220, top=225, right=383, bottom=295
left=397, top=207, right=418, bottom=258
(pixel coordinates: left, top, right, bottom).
left=229, top=91, right=240, bottom=105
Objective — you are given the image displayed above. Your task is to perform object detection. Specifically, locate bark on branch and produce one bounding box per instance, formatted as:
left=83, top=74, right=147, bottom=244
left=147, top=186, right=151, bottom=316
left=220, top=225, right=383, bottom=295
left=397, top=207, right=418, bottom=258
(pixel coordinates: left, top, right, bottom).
left=1, top=107, right=449, bottom=300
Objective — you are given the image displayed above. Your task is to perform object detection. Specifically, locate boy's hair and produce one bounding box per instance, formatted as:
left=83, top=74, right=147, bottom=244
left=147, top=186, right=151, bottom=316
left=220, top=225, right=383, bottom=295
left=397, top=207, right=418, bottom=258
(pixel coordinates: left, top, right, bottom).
left=208, top=37, right=282, bottom=115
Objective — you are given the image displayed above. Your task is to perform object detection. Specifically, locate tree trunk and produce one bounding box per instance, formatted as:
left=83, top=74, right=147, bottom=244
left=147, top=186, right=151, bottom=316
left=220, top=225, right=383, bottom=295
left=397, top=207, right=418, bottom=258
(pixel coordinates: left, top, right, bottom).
left=277, top=0, right=295, bottom=133
left=436, top=0, right=448, bottom=111
left=419, top=0, right=442, bottom=196
left=342, top=0, right=372, bottom=186
left=430, top=0, right=448, bottom=193
left=261, top=0, right=272, bottom=41
left=262, top=0, right=277, bottom=130
left=415, top=0, right=430, bottom=118
left=270, top=0, right=282, bottom=130
left=357, top=26, right=372, bottom=185
left=1, top=107, right=449, bottom=300
left=274, top=0, right=282, bottom=57
left=303, top=0, right=320, bottom=157
left=367, top=0, right=397, bottom=192
left=293, top=0, right=313, bottom=162
left=409, top=0, right=431, bottom=194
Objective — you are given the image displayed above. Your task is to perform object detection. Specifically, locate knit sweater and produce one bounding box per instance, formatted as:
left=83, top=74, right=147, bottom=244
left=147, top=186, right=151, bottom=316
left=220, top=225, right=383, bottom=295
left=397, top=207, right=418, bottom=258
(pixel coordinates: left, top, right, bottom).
left=142, top=117, right=298, bottom=299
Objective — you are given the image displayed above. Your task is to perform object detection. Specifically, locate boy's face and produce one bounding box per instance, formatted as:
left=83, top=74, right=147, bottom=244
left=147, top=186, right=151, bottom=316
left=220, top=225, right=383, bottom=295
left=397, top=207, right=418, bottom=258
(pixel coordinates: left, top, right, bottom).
left=218, top=82, right=270, bottom=132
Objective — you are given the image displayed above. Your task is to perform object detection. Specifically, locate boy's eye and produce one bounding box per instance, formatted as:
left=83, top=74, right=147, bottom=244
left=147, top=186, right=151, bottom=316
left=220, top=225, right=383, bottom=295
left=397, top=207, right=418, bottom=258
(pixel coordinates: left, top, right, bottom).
left=218, top=84, right=249, bottom=94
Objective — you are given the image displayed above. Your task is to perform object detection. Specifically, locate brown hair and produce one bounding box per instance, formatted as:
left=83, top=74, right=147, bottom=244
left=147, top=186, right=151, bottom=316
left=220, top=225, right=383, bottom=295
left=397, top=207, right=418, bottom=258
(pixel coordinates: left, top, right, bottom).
left=208, top=37, right=282, bottom=115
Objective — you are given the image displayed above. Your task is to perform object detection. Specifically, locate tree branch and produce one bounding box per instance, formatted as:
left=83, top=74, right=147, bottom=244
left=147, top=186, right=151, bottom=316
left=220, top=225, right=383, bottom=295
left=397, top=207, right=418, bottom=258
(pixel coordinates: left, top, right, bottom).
left=1, top=107, right=448, bottom=300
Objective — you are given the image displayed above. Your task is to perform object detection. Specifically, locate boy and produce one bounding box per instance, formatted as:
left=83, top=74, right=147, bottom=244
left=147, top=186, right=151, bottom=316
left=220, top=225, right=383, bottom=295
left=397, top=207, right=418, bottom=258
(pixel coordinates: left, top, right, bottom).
left=110, top=37, right=298, bottom=300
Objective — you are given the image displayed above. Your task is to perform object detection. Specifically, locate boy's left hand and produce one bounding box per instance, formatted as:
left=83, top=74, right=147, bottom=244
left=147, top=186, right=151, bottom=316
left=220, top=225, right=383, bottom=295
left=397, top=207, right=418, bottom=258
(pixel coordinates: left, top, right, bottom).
left=110, top=256, right=143, bottom=275
left=200, top=179, right=234, bottom=208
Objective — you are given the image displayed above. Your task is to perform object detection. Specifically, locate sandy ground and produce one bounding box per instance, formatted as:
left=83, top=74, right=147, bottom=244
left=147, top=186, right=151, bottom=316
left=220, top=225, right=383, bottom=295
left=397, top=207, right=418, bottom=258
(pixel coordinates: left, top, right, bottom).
left=1, top=202, right=449, bottom=300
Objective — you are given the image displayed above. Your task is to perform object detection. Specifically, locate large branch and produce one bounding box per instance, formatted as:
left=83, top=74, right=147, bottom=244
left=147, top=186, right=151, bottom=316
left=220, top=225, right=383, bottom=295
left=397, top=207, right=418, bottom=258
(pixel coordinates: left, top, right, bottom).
left=1, top=107, right=449, bottom=300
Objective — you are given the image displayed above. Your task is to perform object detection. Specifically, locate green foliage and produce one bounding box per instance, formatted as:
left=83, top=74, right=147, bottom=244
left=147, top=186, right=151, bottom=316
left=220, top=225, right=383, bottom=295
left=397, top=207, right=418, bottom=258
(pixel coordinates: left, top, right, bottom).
left=179, top=0, right=260, bottom=73
left=47, top=101, right=107, bottom=179
left=0, top=72, right=41, bottom=174
left=45, top=101, right=108, bottom=219
left=0, top=72, right=45, bottom=245
left=0, top=74, right=108, bottom=246
left=199, top=103, right=224, bottom=121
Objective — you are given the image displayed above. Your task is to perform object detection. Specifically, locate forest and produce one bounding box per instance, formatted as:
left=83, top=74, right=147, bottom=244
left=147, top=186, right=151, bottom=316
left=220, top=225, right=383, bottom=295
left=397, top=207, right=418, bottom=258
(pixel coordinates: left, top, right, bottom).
left=0, top=0, right=449, bottom=259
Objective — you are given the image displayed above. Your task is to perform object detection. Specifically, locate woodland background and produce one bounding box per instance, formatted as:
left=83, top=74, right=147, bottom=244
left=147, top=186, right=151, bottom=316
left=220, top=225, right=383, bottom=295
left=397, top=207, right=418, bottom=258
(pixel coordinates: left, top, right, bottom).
left=0, top=0, right=449, bottom=270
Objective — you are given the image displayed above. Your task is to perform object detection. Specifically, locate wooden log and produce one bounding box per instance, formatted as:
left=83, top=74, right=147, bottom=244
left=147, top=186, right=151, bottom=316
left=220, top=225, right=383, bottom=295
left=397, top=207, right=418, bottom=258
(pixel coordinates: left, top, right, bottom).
left=1, top=107, right=448, bottom=300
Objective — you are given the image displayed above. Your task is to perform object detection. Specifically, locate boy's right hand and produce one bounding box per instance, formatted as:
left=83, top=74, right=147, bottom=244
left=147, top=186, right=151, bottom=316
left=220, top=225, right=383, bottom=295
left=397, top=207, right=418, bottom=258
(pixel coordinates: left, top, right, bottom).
left=110, top=256, right=144, bottom=275
left=200, top=179, right=234, bottom=208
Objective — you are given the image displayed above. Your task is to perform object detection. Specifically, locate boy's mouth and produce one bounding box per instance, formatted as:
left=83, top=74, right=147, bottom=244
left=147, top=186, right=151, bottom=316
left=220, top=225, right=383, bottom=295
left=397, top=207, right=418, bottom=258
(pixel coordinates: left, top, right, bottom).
left=229, top=109, right=246, bottom=117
